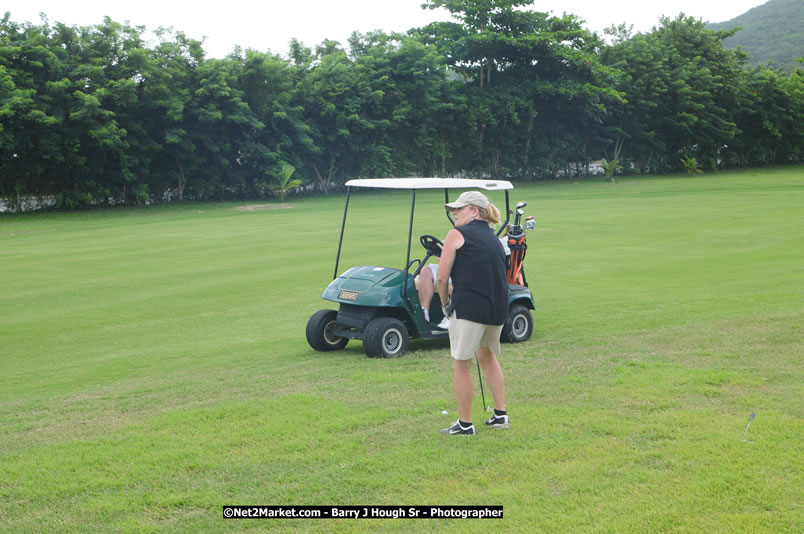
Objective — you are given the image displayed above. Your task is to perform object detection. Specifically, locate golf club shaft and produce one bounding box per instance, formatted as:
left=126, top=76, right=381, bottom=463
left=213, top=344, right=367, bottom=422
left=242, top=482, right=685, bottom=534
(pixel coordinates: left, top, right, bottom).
left=476, top=358, right=487, bottom=410
left=741, top=413, right=755, bottom=441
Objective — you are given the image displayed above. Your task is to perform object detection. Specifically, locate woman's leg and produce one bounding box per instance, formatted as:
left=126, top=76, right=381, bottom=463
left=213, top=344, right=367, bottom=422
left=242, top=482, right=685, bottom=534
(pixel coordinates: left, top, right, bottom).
left=476, top=347, right=505, bottom=412
left=452, top=357, right=474, bottom=423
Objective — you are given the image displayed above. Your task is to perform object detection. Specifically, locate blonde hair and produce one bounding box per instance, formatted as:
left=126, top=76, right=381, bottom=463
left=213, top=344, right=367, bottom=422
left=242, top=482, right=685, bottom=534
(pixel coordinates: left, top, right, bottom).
left=477, top=203, right=501, bottom=226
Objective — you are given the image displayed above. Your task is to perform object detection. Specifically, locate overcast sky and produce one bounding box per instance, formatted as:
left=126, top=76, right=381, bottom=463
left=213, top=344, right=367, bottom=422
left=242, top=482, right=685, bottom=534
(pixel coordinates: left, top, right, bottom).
left=5, top=0, right=768, bottom=59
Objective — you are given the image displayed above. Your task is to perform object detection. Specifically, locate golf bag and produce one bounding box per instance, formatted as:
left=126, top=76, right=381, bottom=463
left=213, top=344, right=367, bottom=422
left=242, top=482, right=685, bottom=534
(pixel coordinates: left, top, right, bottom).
left=506, top=231, right=527, bottom=286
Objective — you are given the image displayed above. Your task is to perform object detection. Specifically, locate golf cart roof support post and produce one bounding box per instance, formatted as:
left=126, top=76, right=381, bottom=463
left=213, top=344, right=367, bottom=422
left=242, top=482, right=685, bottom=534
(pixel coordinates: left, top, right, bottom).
left=499, top=190, right=511, bottom=237
left=402, top=189, right=416, bottom=312
left=333, top=186, right=352, bottom=280
left=444, top=189, right=454, bottom=226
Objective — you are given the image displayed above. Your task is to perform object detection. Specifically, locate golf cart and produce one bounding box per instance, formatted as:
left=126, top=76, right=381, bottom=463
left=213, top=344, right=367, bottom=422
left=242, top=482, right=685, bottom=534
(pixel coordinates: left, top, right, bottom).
left=306, top=178, right=535, bottom=358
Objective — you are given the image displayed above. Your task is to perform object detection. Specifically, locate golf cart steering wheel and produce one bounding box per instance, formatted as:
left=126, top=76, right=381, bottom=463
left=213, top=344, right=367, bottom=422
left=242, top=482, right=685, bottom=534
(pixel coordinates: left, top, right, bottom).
left=420, top=234, right=443, bottom=258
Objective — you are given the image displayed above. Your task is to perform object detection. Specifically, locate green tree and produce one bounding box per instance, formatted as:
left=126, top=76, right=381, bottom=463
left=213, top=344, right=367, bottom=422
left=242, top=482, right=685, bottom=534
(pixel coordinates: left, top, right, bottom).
left=681, top=155, right=703, bottom=175
left=62, top=18, right=148, bottom=206
left=235, top=49, right=312, bottom=194
left=602, top=15, right=746, bottom=172
left=724, top=63, right=803, bottom=166
left=293, top=40, right=381, bottom=191
left=417, top=0, right=623, bottom=177
left=137, top=28, right=206, bottom=201
left=600, top=158, right=622, bottom=182
left=269, top=162, right=302, bottom=201
left=189, top=57, right=265, bottom=199
left=348, top=31, right=453, bottom=176
left=0, top=15, right=67, bottom=208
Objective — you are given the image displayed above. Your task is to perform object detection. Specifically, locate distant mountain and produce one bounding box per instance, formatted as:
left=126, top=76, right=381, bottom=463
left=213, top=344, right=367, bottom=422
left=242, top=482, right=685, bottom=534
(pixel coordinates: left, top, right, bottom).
left=707, top=0, right=803, bottom=71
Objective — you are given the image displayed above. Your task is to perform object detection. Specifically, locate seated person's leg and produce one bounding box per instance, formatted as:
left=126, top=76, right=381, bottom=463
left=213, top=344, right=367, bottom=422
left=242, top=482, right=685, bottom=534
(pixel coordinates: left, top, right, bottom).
left=417, top=264, right=436, bottom=322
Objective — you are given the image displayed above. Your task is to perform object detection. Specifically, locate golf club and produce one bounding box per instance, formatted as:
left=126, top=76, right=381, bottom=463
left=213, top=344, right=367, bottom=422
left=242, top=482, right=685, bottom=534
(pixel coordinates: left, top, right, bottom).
left=741, top=413, right=756, bottom=442
left=476, top=358, right=488, bottom=412
left=510, top=201, right=527, bottom=232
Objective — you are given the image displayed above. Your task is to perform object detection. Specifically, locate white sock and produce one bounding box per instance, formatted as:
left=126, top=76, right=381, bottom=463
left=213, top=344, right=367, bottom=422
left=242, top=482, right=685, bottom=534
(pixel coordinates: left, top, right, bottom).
left=423, top=308, right=430, bottom=321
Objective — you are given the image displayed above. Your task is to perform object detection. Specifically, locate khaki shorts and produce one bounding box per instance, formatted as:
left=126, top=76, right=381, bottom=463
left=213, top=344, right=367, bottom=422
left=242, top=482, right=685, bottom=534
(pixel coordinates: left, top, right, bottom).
left=448, top=315, right=503, bottom=360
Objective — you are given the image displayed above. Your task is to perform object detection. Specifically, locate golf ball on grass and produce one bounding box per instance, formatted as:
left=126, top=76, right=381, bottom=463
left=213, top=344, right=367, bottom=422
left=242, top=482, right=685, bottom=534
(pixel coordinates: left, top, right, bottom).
left=441, top=410, right=449, bottom=415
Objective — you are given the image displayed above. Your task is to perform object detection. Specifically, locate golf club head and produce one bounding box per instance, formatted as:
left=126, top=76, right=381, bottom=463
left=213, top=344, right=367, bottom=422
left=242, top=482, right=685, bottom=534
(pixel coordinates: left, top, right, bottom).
left=516, top=201, right=527, bottom=209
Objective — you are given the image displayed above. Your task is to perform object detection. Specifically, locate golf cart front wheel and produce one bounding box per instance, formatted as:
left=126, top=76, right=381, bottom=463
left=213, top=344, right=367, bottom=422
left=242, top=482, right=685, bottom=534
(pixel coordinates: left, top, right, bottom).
left=364, top=317, right=409, bottom=358
left=501, top=304, right=533, bottom=343
left=306, top=309, right=348, bottom=352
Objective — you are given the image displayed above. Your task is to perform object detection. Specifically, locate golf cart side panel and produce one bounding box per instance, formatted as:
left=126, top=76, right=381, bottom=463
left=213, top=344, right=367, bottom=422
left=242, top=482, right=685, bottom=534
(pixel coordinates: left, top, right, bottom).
left=508, top=285, right=536, bottom=310
left=334, top=304, right=379, bottom=333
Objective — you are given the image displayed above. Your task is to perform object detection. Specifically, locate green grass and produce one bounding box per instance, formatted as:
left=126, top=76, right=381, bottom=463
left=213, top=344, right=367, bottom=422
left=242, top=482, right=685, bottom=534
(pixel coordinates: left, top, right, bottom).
left=1, top=167, right=802, bottom=532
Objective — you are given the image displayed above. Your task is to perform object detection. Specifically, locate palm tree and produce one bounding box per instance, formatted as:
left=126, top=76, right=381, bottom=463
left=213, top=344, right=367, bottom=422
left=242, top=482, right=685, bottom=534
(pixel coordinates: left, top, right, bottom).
left=269, top=163, right=303, bottom=202
left=600, top=158, right=622, bottom=182
left=680, top=155, right=703, bottom=176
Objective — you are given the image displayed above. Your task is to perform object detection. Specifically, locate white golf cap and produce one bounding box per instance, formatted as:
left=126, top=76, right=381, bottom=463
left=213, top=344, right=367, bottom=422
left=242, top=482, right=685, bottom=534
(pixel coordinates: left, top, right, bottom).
left=445, top=191, right=489, bottom=210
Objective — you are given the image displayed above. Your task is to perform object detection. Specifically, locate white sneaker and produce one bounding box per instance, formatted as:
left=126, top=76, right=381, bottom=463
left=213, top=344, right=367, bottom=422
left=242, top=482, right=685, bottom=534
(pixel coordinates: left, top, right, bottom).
left=440, top=420, right=476, bottom=435
left=484, top=413, right=510, bottom=429
left=437, top=317, right=450, bottom=330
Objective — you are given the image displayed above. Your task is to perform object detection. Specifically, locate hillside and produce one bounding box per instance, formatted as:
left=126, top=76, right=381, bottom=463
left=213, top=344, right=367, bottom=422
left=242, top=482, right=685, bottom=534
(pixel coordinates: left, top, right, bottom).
left=707, top=0, right=803, bottom=71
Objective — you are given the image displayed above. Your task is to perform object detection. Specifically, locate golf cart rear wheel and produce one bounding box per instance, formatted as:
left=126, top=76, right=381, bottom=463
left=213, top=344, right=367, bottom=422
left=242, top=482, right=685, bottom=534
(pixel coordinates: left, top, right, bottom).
left=364, top=317, right=409, bottom=358
left=501, top=304, right=533, bottom=343
left=306, top=309, right=348, bottom=352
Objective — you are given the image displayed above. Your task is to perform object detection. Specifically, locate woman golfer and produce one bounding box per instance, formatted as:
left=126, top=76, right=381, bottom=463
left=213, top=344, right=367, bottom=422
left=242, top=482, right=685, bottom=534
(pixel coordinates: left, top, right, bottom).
left=437, top=191, right=510, bottom=435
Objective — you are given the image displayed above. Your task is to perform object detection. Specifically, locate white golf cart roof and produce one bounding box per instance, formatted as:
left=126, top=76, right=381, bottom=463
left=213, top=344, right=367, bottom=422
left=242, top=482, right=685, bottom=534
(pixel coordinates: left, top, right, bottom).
left=345, top=177, right=513, bottom=190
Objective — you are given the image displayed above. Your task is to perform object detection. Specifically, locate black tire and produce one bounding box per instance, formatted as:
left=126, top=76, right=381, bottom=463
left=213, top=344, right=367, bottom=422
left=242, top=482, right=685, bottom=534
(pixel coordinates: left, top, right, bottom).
left=363, top=317, right=409, bottom=358
left=306, top=309, right=348, bottom=352
left=501, top=304, right=533, bottom=343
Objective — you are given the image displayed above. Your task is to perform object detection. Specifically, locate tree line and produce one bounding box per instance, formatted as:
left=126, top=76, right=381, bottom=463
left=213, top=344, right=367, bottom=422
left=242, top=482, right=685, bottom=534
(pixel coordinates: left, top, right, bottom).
left=1, top=1, right=802, bottom=210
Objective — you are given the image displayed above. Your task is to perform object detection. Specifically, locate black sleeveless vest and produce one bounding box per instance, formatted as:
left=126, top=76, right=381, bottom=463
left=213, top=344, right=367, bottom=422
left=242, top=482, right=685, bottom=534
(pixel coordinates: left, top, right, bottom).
left=451, top=219, right=508, bottom=325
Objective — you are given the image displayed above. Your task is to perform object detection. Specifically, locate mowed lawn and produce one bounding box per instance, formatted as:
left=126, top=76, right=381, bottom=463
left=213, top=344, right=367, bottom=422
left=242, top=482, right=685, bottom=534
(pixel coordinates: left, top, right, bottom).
left=1, top=167, right=802, bottom=533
